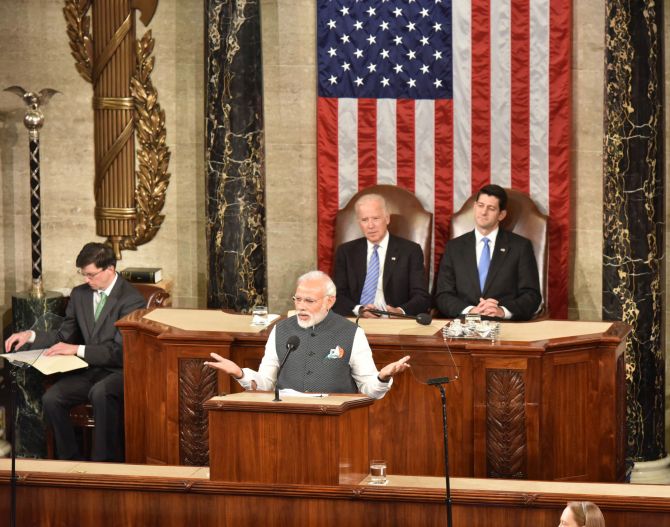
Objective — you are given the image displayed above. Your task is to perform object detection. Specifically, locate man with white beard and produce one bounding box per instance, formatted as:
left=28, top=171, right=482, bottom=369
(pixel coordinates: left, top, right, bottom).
left=205, top=270, right=410, bottom=399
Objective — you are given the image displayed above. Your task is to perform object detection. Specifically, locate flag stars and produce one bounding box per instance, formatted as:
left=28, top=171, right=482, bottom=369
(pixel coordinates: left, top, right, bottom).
left=393, top=63, right=403, bottom=74
left=406, top=21, right=416, bottom=32
left=420, top=64, right=430, bottom=74
left=407, top=78, right=417, bottom=88
left=354, top=48, right=364, bottom=58
left=328, top=75, right=338, bottom=85
left=420, top=7, right=430, bottom=18
left=353, top=20, right=363, bottom=31
left=380, top=21, right=390, bottom=31
left=340, top=34, right=350, bottom=44
left=380, top=49, right=390, bottom=59
left=393, top=35, right=403, bottom=45
left=433, top=78, right=443, bottom=88
left=381, top=77, right=390, bottom=87
left=433, top=22, right=443, bottom=32
left=433, top=50, right=443, bottom=60
left=340, top=6, right=350, bottom=16
left=366, top=34, right=377, bottom=45
left=367, top=63, right=377, bottom=73
left=327, top=19, right=336, bottom=30
left=327, top=47, right=337, bottom=57
left=407, top=50, right=417, bottom=60
left=354, top=76, right=364, bottom=87
left=420, top=36, right=430, bottom=46
left=367, top=7, right=376, bottom=16
left=393, top=7, right=402, bottom=17
left=342, top=61, right=351, bottom=71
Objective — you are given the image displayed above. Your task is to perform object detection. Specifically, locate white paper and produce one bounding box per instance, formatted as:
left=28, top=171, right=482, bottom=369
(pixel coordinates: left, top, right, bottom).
left=278, top=388, right=328, bottom=398
left=0, top=349, right=88, bottom=376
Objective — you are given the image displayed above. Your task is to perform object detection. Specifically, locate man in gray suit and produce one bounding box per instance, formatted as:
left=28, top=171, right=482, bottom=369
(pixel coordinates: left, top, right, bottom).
left=4, top=242, right=146, bottom=461
left=435, top=185, right=541, bottom=320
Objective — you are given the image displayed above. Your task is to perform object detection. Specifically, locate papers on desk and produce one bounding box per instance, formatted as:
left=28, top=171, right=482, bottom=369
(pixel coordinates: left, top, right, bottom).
left=279, top=388, right=328, bottom=398
left=0, top=349, right=88, bottom=376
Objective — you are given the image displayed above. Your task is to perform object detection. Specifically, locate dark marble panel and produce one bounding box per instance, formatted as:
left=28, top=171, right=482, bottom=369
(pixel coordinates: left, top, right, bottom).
left=205, top=0, right=267, bottom=312
left=603, top=0, right=665, bottom=462
left=10, top=291, right=68, bottom=458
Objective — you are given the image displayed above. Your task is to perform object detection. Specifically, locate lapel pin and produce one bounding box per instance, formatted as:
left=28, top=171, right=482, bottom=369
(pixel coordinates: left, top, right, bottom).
left=391, top=256, right=397, bottom=261
left=500, top=248, right=506, bottom=253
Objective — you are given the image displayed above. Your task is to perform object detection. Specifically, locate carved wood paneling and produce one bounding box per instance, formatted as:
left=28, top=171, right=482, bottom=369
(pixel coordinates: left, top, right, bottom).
left=486, top=369, right=527, bottom=478
left=178, top=359, right=218, bottom=466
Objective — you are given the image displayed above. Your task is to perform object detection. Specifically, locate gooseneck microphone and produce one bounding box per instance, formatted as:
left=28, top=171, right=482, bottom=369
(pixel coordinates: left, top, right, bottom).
left=360, top=308, right=433, bottom=326
left=273, top=335, right=300, bottom=402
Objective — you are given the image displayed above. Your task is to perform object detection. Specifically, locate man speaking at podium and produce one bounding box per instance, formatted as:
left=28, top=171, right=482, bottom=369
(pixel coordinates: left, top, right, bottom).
left=205, top=270, right=410, bottom=398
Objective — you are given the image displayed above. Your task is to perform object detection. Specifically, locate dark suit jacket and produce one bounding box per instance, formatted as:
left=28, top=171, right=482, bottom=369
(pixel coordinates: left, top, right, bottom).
left=434, top=229, right=541, bottom=320
left=332, top=234, right=431, bottom=316
left=33, top=275, right=146, bottom=371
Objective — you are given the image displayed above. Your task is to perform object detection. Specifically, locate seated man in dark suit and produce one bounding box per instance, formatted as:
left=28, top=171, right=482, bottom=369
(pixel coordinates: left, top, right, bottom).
left=4, top=242, right=146, bottom=461
left=435, top=184, right=541, bottom=320
left=331, top=193, right=431, bottom=318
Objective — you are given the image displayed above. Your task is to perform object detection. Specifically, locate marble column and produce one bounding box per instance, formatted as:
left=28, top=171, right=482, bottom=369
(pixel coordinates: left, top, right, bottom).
left=205, top=0, right=267, bottom=311
left=11, top=292, right=68, bottom=458
left=602, top=1, right=665, bottom=463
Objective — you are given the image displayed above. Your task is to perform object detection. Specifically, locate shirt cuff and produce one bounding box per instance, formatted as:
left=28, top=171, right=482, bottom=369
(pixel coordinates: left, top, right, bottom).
left=76, top=345, right=86, bottom=359
left=28, top=331, right=36, bottom=343
left=353, top=305, right=362, bottom=316
left=501, top=306, right=512, bottom=320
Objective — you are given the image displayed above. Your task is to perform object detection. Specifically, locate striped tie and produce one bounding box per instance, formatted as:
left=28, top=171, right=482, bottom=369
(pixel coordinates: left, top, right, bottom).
left=479, top=238, right=491, bottom=291
left=359, top=245, right=380, bottom=305
left=94, top=291, right=107, bottom=321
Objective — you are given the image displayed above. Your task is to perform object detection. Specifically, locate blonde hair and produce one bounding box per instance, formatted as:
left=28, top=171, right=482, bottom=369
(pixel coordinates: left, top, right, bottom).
left=567, top=501, right=605, bottom=527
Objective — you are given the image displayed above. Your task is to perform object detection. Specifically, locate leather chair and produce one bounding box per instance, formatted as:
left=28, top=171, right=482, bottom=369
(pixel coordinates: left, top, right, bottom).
left=333, top=185, right=433, bottom=278
left=46, top=283, right=170, bottom=459
left=449, top=188, right=548, bottom=318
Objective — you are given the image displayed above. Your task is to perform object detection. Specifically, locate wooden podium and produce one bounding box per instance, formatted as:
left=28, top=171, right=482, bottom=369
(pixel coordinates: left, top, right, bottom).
left=205, top=392, right=374, bottom=485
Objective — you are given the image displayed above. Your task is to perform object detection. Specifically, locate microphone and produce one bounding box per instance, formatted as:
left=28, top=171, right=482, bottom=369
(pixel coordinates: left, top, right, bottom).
left=360, top=308, right=433, bottom=326
left=273, top=335, right=300, bottom=402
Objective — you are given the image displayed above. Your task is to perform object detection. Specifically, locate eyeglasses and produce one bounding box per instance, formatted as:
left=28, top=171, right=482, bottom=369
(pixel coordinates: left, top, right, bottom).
left=77, top=268, right=107, bottom=280
left=292, top=295, right=327, bottom=306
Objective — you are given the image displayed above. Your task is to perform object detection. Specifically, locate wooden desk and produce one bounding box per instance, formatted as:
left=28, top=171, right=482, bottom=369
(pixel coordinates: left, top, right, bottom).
left=117, top=311, right=629, bottom=482
left=2, top=459, right=668, bottom=527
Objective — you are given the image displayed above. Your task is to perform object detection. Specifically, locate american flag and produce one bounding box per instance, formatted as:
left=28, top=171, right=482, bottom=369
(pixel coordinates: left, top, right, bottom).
left=316, top=0, right=570, bottom=318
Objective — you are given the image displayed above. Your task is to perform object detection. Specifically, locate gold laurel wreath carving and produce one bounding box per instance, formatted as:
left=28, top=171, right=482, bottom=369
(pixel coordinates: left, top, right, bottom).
left=121, top=30, right=171, bottom=250
left=63, top=0, right=93, bottom=83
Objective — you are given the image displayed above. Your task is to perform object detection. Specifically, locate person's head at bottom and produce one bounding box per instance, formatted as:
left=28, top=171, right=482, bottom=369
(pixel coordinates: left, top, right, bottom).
left=559, top=501, right=605, bottom=527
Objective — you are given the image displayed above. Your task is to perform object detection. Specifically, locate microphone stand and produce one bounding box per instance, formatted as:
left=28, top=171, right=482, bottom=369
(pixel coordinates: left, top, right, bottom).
left=273, top=339, right=299, bottom=402
left=427, top=376, right=453, bottom=527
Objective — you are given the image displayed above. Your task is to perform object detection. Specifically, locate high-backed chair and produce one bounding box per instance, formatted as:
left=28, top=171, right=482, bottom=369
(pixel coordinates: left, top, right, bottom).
left=46, top=283, right=170, bottom=460
left=333, top=185, right=433, bottom=278
left=449, top=188, right=548, bottom=318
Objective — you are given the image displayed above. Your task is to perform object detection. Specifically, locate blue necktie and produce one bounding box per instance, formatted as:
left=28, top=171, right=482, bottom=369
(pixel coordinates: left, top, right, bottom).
left=479, top=238, right=491, bottom=291
left=359, top=245, right=380, bottom=305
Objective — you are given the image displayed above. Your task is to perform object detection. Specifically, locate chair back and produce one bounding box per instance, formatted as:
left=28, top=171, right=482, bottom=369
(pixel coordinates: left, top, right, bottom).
left=333, top=185, right=433, bottom=277
left=450, top=188, right=548, bottom=317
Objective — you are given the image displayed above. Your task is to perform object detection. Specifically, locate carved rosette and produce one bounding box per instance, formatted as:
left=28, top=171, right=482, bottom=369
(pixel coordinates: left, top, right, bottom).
left=486, top=369, right=527, bottom=479
left=63, top=0, right=170, bottom=258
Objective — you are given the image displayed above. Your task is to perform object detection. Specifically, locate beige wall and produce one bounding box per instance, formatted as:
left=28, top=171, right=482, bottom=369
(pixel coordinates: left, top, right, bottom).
left=0, top=1, right=205, bottom=318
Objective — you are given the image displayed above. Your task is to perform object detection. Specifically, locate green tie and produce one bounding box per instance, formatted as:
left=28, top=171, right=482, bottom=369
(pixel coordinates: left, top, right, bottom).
left=94, top=292, right=107, bottom=321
